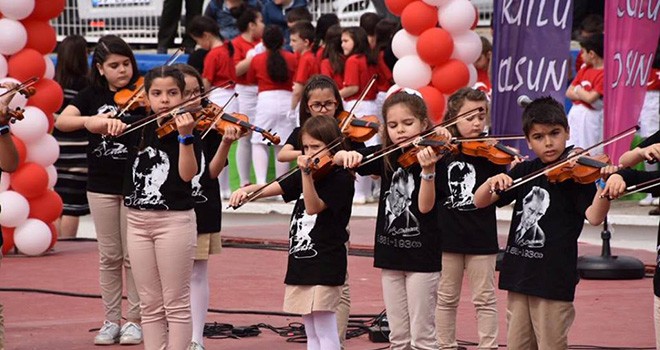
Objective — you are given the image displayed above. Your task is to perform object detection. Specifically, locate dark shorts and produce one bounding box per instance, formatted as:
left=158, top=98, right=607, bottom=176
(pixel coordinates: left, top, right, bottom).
left=54, top=170, right=90, bottom=217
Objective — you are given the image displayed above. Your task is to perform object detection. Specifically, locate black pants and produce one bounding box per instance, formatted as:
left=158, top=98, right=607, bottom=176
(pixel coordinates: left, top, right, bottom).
left=157, top=0, right=203, bottom=52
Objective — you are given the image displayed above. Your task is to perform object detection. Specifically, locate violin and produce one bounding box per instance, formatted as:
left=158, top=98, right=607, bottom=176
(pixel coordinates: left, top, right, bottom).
left=397, top=135, right=458, bottom=168
left=154, top=105, right=205, bottom=138
left=114, top=76, right=148, bottom=112
left=546, top=154, right=610, bottom=184
left=305, top=154, right=335, bottom=181
left=460, top=141, right=522, bottom=165
left=0, top=77, right=38, bottom=99
left=336, top=111, right=380, bottom=143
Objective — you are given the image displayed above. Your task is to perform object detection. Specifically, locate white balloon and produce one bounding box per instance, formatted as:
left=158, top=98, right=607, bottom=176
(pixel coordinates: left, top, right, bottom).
left=45, top=165, right=57, bottom=188
left=438, top=0, right=476, bottom=34
left=0, top=172, right=9, bottom=192
left=393, top=55, right=432, bottom=89
left=27, top=134, right=60, bottom=167
left=14, top=218, right=52, bottom=256
left=450, top=30, right=483, bottom=64
left=422, top=0, right=450, bottom=7
left=391, top=29, right=419, bottom=59
left=44, top=55, right=55, bottom=79
left=0, top=0, right=35, bottom=20
left=467, top=64, right=478, bottom=87
left=0, top=77, right=27, bottom=109
left=10, top=106, right=49, bottom=143
left=0, top=55, right=7, bottom=79
left=0, top=190, right=30, bottom=227
left=0, top=19, right=27, bottom=55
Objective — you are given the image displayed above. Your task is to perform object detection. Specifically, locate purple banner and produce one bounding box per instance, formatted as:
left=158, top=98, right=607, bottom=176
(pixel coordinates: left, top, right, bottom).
left=491, top=0, right=574, bottom=156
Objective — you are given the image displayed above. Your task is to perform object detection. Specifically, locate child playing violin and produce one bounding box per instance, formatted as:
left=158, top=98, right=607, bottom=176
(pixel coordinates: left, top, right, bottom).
left=230, top=115, right=354, bottom=350
left=473, top=96, right=611, bottom=349
left=173, top=63, right=242, bottom=350
left=435, top=88, right=505, bottom=349
left=97, top=65, right=202, bottom=350
left=333, top=90, right=451, bottom=349
left=0, top=82, right=20, bottom=350
left=55, top=35, right=144, bottom=345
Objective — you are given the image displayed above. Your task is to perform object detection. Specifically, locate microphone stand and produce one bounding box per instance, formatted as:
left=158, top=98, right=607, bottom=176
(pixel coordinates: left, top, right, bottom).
left=576, top=217, right=645, bottom=279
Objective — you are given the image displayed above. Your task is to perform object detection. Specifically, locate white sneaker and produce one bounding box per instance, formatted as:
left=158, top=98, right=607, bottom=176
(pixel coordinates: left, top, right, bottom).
left=189, top=341, right=206, bottom=350
left=639, top=194, right=655, bottom=206
left=353, top=195, right=367, bottom=204
left=119, top=322, right=143, bottom=345
left=94, top=320, right=120, bottom=345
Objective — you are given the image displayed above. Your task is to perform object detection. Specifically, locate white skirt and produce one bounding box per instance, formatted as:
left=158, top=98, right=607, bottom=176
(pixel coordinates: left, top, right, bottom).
left=235, top=84, right=258, bottom=118
left=344, top=99, right=380, bottom=146
left=209, top=87, right=238, bottom=114
left=252, top=90, right=296, bottom=144
left=567, top=103, right=603, bottom=153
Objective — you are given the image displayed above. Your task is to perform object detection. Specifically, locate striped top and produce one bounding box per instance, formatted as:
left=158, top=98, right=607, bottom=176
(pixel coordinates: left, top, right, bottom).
left=53, top=76, right=90, bottom=172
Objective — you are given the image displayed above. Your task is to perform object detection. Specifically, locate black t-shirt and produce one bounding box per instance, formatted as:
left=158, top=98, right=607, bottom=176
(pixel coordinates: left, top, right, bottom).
left=279, top=168, right=354, bottom=286
left=192, top=132, right=223, bottom=233
left=123, top=123, right=202, bottom=211
left=285, top=127, right=365, bottom=151
left=357, top=146, right=443, bottom=273
left=70, top=86, right=139, bottom=195
left=437, top=152, right=506, bottom=254
left=495, top=158, right=596, bottom=302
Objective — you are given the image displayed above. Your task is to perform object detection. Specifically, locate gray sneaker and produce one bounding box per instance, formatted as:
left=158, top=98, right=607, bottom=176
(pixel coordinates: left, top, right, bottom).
left=119, top=322, right=143, bottom=345
left=94, top=320, right=120, bottom=345
left=189, top=341, right=206, bottom=350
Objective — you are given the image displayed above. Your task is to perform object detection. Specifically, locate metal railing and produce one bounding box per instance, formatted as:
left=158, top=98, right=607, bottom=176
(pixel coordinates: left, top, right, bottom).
left=51, top=0, right=493, bottom=45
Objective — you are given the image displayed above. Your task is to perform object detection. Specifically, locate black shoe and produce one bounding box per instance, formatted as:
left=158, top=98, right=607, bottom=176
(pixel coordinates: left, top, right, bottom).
left=650, top=207, right=659, bottom=216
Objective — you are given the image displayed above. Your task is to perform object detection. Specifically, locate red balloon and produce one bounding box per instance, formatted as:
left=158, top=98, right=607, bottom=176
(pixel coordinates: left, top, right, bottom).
left=47, top=222, right=57, bottom=250
left=7, top=49, right=46, bottom=82
left=417, top=28, right=453, bottom=66
left=11, top=135, right=27, bottom=165
left=28, top=0, right=66, bottom=20
left=471, top=5, right=479, bottom=30
left=431, top=59, right=470, bottom=94
left=385, top=0, right=417, bottom=16
left=28, top=79, right=64, bottom=116
left=46, top=113, right=55, bottom=133
left=401, top=2, right=438, bottom=36
left=418, top=85, right=446, bottom=124
left=10, top=162, right=48, bottom=199
left=28, top=190, right=63, bottom=223
left=22, top=20, right=57, bottom=55
left=2, top=226, right=15, bottom=255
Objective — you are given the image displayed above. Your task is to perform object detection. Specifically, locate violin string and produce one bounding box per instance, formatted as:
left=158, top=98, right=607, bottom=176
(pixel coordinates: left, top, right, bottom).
left=230, top=137, right=345, bottom=210
left=339, top=75, right=378, bottom=134
left=500, top=125, right=640, bottom=193
left=358, top=107, right=483, bottom=168
left=201, top=92, right=239, bottom=139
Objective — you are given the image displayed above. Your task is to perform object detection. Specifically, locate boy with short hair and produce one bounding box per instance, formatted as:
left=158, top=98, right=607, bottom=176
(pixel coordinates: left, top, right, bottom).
left=474, top=96, right=611, bottom=349
left=290, top=21, right=319, bottom=110
left=285, top=7, right=312, bottom=28
left=565, top=33, right=605, bottom=152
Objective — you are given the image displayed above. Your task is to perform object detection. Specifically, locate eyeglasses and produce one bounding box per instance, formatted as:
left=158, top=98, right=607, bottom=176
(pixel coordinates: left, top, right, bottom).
left=308, top=101, right=338, bottom=112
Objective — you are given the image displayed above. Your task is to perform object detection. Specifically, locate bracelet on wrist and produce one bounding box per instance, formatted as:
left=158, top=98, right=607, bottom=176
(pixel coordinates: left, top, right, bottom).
left=0, top=124, right=9, bottom=135
left=420, top=172, right=436, bottom=181
left=177, top=134, right=194, bottom=145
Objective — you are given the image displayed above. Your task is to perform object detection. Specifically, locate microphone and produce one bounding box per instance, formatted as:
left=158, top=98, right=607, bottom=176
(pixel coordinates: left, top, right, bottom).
left=517, top=95, right=532, bottom=108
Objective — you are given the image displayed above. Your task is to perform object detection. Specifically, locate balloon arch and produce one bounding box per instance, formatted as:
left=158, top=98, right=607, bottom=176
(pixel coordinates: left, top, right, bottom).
left=0, top=0, right=66, bottom=257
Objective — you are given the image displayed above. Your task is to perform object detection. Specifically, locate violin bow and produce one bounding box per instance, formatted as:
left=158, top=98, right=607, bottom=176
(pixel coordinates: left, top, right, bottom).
left=114, top=85, right=222, bottom=138
left=228, top=136, right=346, bottom=210
left=450, top=134, right=526, bottom=142
left=497, top=125, right=640, bottom=193
left=621, top=177, right=660, bottom=197
left=200, top=92, right=239, bottom=139
left=0, top=77, right=39, bottom=98
left=357, top=106, right=485, bottom=168
left=338, top=75, right=378, bottom=134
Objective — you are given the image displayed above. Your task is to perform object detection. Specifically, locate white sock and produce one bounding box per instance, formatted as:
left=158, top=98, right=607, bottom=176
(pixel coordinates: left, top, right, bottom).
left=252, top=143, right=270, bottom=184
left=190, top=260, right=209, bottom=344
left=303, top=311, right=339, bottom=350
left=273, top=145, right=290, bottom=178
left=236, top=136, right=252, bottom=186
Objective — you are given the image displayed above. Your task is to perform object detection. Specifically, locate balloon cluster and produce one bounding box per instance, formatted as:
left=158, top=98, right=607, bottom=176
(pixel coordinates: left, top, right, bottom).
left=387, top=0, right=481, bottom=122
left=0, top=0, right=66, bottom=256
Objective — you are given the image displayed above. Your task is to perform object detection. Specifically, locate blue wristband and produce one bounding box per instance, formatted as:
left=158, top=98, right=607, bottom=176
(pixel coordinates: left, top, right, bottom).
left=177, top=134, right=194, bottom=145
left=595, top=178, right=606, bottom=189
